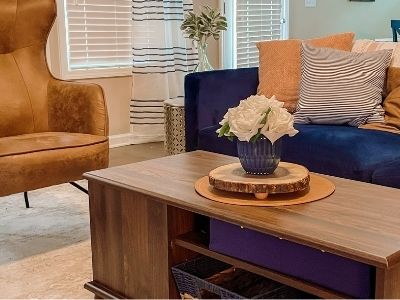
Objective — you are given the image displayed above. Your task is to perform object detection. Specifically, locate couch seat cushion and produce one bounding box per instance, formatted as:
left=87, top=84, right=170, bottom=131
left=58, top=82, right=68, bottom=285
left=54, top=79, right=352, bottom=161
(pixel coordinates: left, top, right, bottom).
left=283, top=125, right=400, bottom=182
left=198, top=125, right=238, bottom=157
left=0, top=132, right=108, bottom=196
left=372, top=160, right=400, bottom=188
left=198, top=124, right=400, bottom=182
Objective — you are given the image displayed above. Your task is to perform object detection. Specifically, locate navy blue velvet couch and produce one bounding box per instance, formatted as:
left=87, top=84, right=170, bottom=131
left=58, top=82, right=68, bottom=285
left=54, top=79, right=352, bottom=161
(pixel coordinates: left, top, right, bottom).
left=184, top=68, right=400, bottom=298
left=185, top=67, right=400, bottom=189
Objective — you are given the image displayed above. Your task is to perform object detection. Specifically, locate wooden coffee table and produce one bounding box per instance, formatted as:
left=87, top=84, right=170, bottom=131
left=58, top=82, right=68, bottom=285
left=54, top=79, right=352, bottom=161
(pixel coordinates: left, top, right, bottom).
left=84, top=151, right=400, bottom=299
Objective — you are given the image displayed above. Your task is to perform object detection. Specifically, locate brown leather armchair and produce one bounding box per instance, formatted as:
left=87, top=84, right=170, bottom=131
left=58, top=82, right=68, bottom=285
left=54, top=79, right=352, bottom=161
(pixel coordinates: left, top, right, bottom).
left=0, top=0, right=109, bottom=206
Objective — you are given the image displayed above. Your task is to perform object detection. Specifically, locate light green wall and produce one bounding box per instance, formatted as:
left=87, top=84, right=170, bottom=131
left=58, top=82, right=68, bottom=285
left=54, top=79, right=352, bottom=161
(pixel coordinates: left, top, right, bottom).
left=289, top=0, right=399, bottom=40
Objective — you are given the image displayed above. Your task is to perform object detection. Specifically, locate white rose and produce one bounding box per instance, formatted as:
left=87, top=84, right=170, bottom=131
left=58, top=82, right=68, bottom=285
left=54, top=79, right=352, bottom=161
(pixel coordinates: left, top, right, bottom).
left=216, top=95, right=289, bottom=141
left=268, top=106, right=296, bottom=133
left=216, top=111, right=228, bottom=136
left=228, top=106, right=264, bottom=142
left=264, top=95, right=285, bottom=109
left=261, top=106, right=298, bottom=144
left=239, top=95, right=284, bottom=115
left=240, top=95, right=269, bottom=114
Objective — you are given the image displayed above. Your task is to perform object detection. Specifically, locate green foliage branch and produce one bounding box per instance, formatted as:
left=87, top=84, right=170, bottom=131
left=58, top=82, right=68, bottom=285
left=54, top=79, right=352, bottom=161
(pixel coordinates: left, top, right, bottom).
left=181, top=6, right=228, bottom=45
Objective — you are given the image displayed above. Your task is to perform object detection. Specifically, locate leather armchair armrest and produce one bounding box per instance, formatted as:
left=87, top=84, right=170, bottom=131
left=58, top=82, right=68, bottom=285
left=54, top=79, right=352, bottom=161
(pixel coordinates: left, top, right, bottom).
left=48, top=79, right=109, bottom=136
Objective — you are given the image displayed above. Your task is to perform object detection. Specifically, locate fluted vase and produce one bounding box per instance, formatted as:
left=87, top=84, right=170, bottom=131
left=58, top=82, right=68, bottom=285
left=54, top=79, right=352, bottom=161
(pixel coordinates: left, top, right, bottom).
left=237, top=137, right=282, bottom=175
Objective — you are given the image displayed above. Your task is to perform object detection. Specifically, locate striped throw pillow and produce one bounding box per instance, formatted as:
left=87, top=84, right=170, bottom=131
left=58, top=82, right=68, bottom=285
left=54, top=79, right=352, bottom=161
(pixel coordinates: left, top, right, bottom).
left=294, top=43, right=392, bottom=127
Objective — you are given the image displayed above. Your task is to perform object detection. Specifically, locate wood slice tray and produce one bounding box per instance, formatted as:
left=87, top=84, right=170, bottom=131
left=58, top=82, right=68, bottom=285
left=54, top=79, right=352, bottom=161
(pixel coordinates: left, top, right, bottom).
left=195, top=174, right=335, bottom=207
left=209, top=162, right=310, bottom=200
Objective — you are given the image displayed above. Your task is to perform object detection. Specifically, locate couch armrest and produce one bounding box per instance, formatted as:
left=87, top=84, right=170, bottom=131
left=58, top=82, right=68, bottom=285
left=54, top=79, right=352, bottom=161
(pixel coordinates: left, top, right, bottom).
left=184, top=68, right=259, bottom=151
left=47, top=79, right=109, bottom=136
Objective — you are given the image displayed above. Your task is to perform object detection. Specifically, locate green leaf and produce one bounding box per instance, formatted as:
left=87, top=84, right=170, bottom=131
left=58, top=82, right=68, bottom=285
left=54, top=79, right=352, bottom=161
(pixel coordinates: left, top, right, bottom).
left=250, top=131, right=262, bottom=143
left=182, top=5, right=227, bottom=43
left=260, top=108, right=272, bottom=125
left=218, top=122, right=230, bottom=138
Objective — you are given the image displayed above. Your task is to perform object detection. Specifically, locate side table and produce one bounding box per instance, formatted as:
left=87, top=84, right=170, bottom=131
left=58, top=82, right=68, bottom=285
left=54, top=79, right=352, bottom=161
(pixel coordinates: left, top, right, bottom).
left=164, top=98, right=185, bottom=155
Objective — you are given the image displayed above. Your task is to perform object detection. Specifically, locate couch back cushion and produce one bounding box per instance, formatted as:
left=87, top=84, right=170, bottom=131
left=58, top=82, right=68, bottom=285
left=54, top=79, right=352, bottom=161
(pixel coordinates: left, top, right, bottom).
left=257, top=32, right=355, bottom=113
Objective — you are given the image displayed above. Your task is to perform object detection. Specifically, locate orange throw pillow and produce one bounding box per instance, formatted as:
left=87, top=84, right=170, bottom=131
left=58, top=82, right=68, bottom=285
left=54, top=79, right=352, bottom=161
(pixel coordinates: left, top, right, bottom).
left=387, top=67, right=400, bottom=95
left=383, top=84, right=400, bottom=130
left=257, top=32, right=355, bottom=112
left=361, top=67, right=400, bottom=134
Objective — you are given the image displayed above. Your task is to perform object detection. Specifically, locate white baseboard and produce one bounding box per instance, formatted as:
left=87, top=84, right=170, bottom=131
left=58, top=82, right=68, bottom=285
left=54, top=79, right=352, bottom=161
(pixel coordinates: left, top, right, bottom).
left=109, top=133, right=133, bottom=148
left=130, top=134, right=165, bottom=145
left=109, top=133, right=165, bottom=148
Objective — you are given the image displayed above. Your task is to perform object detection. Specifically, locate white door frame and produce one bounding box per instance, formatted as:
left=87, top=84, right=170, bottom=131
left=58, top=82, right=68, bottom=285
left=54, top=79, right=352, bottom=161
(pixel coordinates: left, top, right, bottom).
left=220, top=0, right=289, bottom=69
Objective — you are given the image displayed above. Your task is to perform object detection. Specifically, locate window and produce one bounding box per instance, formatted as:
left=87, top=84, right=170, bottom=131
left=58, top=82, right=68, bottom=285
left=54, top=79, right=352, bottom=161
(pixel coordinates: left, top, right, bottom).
left=222, top=0, right=288, bottom=69
left=58, top=0, right=133, bottom=79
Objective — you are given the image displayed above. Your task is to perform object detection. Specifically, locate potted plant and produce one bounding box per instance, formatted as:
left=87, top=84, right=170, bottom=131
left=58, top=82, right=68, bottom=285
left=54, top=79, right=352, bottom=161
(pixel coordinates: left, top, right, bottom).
left=181, top=6, right=227, bottom=72
left=217, top=95, right=298, bottom=175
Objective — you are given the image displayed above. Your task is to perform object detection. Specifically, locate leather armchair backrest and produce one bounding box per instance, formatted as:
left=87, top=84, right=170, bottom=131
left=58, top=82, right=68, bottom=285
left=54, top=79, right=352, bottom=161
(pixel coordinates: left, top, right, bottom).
left=0, top=0, right=56, bottom=137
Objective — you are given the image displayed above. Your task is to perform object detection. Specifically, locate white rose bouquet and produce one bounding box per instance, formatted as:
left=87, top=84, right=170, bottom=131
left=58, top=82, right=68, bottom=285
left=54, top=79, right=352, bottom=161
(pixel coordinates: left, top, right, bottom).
left=217, top=95, right=298, bottom=144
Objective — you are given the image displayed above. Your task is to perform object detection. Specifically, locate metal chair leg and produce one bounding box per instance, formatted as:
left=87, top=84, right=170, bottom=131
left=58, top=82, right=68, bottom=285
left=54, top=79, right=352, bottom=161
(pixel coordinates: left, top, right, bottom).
left=24, top=192, right=30, bottom=208
left=23, top=182, right=86, bottom=209
left=70, top=182, right=88, bottom=194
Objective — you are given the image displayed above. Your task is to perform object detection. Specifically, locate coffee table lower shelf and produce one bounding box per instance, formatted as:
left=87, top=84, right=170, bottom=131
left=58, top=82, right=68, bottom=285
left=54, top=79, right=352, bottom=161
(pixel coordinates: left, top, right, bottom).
left=83, top=230, right=349, bottom=299
left=84, top=281, right=124, bottom=299
left=173, top=231, right=349, bottom=299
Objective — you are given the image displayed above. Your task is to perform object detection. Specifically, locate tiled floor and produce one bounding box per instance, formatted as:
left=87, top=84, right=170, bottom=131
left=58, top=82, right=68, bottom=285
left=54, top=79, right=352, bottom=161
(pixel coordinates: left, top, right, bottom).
left=0, top=143, right=166, bottom=299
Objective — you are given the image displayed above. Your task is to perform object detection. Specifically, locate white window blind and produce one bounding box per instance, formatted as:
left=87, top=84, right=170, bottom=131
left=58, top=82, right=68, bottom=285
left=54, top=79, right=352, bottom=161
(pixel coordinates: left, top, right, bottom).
left=64, top=0, right=132, bottom=70
left=234, top=0, right=286, bottom=68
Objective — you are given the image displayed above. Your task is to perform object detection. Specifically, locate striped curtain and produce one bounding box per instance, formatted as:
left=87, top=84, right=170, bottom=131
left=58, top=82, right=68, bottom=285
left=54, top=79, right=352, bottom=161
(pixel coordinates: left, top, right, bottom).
left=131, top=0, right=197, bottom=142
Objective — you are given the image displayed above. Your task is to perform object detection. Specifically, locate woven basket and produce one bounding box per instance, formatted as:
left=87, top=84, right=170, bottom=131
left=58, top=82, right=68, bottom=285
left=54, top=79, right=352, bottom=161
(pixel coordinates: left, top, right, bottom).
left=171, top=256, right=303, bottom=299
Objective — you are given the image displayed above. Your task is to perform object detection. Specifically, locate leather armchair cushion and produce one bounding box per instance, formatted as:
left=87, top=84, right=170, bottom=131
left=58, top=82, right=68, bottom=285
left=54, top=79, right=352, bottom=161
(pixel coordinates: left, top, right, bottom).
left=0, top=132, right=109, bottom=196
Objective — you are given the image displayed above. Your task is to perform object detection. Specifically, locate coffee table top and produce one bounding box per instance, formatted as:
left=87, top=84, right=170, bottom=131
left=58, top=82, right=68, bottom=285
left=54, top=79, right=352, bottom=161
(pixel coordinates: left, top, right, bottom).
left=85, top=151, right=400, bottom=269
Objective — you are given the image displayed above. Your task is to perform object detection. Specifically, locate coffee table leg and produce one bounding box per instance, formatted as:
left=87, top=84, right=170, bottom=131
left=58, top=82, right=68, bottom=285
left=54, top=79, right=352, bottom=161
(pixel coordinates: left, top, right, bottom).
left=88, top=182, right=170, bottom=298
left=87, top=181, right=197, bottom=299
left=375, top=264, right=400, bottom=299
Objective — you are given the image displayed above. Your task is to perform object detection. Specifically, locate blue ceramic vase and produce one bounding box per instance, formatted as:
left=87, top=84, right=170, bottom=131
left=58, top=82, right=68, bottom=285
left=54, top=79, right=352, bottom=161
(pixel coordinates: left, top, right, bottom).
left=237, top=137, right=282, bottom=175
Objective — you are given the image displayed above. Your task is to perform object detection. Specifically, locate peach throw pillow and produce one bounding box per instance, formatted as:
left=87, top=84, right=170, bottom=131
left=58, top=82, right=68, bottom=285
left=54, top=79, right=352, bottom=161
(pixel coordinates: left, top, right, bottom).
left=352, top=40, right=400, bottom=97
left=352, top=39, right=400, bottom=68
left=257, top=33, right=355, bottom=112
